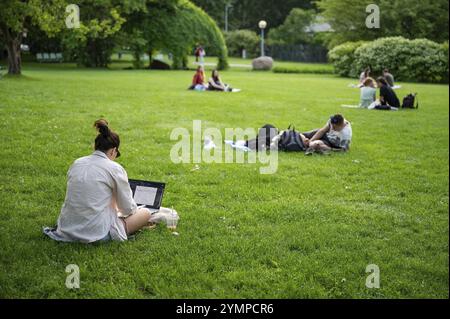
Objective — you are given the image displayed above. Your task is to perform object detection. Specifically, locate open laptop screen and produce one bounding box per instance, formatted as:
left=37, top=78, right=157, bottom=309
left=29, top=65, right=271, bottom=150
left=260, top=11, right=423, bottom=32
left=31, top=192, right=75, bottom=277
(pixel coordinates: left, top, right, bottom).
left=128, top=179, right=165, bottom=210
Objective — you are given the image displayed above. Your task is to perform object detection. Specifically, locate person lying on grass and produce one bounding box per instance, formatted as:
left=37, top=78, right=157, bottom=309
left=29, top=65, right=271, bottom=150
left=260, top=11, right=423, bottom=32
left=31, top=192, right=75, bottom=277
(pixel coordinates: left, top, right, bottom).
left=302, top=114, right=352, bottom=155
left=208, top=69, right=233, bottom=92
left=43, top=119, right=173, bottom=244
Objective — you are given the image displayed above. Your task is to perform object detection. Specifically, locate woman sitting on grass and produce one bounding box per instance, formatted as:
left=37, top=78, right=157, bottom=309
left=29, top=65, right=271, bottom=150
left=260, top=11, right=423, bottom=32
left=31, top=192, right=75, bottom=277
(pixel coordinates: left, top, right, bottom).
left=359, top=77, right=377, bottom=108
left=359, top=67, right=371, bottom=87
left=188, top=66, right=207, bottom=91
left=208, top=69, right=232, bottom=92
left=303, top=114, right=352, bottom=155
left=368, top=77, right=400, bottom=111
left=43, top=119, right=165, bottom=244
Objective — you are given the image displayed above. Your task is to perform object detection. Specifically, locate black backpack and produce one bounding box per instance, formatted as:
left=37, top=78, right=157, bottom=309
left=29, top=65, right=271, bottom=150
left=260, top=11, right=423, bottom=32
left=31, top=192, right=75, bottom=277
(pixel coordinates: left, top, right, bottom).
left=278, top=125, right=306, bottom=152
left=402, top=93, right=419, bottom=109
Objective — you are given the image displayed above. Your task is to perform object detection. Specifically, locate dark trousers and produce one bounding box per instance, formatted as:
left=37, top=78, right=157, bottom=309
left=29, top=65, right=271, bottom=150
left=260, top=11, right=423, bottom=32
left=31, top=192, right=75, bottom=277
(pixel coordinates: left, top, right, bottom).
left=302, top=129, right=333, bottom=148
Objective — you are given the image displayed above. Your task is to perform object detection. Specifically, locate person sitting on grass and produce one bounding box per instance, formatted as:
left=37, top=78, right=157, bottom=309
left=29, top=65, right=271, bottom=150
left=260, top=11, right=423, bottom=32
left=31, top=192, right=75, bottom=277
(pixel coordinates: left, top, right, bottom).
left=188, top=66, right=207, bottom=91
left=43, top=119, right=168, bottom=244
left=303, top=114, right=352, bottom=155
left=383, top=68, right=395, bottom=87
left=359, top=67, right=371, bottom=86
left=359, top=77, right=377, bottom=108
left=208, top=69, right=232, bottom=92
left=368, top=77, right=400, bottom=111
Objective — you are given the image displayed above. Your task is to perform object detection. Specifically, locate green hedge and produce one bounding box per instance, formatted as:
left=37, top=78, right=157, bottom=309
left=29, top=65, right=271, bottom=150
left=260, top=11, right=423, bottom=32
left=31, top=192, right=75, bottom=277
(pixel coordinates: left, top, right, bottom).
left=328, top=41, right=366, bottom=77
left=272, top=65, right=334, bottom=74
left=329, top=37, right=449, bottom=83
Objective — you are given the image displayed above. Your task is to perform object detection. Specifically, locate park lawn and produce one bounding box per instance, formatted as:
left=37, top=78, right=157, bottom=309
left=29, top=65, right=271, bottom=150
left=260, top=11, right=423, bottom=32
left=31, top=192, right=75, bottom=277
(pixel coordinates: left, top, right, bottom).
left=0, top=63, right=448, bottom=299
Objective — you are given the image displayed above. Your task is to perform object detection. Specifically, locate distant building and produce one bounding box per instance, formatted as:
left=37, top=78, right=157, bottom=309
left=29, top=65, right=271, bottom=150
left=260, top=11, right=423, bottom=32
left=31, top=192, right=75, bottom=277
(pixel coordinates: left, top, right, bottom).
left=305, top=17, right=333, bottom=33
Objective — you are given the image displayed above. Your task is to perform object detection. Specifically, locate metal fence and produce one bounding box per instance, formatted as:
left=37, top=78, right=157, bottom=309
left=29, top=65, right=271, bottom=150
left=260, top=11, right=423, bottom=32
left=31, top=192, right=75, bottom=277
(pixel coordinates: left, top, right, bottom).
left=267, top=44, right=328, bottom=63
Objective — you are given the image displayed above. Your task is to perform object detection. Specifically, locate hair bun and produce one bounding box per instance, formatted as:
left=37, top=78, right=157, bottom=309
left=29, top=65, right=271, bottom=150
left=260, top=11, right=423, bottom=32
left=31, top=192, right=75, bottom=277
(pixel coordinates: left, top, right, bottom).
left=94, top=119, right=110, bottom=137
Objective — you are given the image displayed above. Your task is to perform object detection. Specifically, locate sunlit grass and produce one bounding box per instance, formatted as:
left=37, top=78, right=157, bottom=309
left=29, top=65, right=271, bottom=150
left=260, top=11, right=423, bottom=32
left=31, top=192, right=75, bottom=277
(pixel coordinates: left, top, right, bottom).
left=0, top=62, right=448, bottom=298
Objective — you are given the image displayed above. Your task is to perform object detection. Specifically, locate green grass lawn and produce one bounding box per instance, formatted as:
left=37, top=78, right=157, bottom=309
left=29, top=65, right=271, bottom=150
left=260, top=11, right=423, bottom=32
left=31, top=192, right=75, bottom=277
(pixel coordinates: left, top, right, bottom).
left=0, top=62, right=448, bottom=298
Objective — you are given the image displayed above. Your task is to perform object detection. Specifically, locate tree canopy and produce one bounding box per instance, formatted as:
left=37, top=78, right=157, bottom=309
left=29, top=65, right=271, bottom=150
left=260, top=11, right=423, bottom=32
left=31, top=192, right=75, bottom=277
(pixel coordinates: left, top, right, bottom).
left=124, top=0, right=228, bottom=69
left=191, top=0, right=315, bottom=32
left=0, top=0, right=66, bottom=74
left=268, top=8, right=315, bottom=45
left=317, top=0, right=449, bottom=47
left=0, top=0, right=228, bottom=72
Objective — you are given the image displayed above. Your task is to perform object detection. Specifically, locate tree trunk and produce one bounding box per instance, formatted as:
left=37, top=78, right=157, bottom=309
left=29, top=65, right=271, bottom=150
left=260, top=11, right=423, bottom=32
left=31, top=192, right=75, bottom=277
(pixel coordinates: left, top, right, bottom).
left=147, top=49, right=153, bottom=68
left=2, top=25, right=23, bottom=75
left=6, top=38, right=21, bottom=75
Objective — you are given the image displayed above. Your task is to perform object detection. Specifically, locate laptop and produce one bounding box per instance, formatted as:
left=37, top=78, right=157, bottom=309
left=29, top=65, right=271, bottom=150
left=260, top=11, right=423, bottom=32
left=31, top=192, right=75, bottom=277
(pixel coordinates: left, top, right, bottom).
left=128, top=179, right=165, bottom=213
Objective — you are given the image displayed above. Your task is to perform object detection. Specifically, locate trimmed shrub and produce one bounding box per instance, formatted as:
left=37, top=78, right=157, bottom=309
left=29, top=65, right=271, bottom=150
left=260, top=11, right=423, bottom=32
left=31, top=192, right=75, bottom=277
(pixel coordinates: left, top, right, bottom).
left=441, top=41, right=449, bottom=83
left=273, top=65, right=334, bottom=74
left=225, top=30, right=259, bottom=59
left=353, top=37, right=448, bottom=83
left=328, top=41, right=366, bottom=77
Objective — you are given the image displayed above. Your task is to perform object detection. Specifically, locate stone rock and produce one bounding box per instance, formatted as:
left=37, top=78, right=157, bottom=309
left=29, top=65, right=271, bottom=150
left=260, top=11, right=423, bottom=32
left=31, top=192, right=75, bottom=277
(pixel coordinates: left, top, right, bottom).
left=252, top=56, right=274, bottom=71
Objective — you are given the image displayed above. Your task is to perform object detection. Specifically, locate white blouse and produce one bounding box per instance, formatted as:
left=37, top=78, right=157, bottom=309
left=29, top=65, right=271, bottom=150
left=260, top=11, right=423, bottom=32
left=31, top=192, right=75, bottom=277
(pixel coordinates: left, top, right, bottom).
left=44, top=151, right=137, bottom=243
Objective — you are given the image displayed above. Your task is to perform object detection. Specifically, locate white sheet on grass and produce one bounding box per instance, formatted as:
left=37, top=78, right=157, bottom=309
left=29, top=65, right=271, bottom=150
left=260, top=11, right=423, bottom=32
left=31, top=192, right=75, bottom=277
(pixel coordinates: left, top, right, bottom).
left=224, top=140, right=252, bottom=152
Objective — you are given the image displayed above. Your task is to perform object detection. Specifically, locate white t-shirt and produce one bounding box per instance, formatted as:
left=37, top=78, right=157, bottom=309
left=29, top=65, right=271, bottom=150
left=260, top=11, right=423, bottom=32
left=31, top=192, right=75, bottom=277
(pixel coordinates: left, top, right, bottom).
left=326, top=120, right=352, bottom=150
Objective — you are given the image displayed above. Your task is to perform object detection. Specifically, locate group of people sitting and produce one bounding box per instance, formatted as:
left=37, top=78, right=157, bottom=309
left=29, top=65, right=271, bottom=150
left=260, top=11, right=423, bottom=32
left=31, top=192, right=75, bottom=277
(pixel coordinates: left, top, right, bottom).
left=188, top=66, right=236, bottom=92
left=359, top=76, right=400, bottom=110
left=359, top=67, right=395, bottom=88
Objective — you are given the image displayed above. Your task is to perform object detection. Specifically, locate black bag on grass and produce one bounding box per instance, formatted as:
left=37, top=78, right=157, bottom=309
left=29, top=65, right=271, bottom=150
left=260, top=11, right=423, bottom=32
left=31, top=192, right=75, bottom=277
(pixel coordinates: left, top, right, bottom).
left=402, top=93, right=419, bottom=109
left=278, top=125, right=306, bottom=152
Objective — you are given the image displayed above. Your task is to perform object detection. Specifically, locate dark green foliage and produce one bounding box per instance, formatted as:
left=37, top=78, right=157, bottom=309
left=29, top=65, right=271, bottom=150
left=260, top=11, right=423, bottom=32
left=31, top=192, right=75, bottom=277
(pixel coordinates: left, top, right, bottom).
left=191, top=0, right=315, bottom=32
left=61, top=1, right=125, bottom=67
left=224, top=29, right=259, bottom=58
left=318, top=0, right=449, bottom=47
left=162, top=0, right=228, bottom=69
left=123, top=0, right=228, bottom=70
left=268, top=8, right=315, bottom=45
left=0, top=0, right=66, bottom=74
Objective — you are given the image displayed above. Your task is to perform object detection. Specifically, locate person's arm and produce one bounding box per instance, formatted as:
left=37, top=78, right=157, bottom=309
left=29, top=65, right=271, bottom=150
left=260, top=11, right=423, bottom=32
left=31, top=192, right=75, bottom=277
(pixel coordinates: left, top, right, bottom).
left=340, top=139, right=351, bottom=152
left=215, top=77, right=225, bottom=89
left=310, top=123, right=330, bottom=142
left=209, top=78, right=223, bottom=89
left=111, top=165, right=137, bottom=217
left=300, top=133, right=310, bottom=148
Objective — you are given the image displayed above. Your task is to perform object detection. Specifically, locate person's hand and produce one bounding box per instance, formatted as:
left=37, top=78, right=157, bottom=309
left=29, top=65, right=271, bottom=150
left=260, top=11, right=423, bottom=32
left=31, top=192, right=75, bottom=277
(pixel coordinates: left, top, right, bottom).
left=304, top=138, right=310, bottom=147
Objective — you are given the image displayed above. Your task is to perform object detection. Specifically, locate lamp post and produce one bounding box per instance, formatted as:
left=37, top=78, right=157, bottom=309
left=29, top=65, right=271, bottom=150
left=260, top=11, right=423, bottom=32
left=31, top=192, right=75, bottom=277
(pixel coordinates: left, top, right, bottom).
left=258, top=20, right=267, bottom=57
left=225, top=3, right=233, bottom=32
